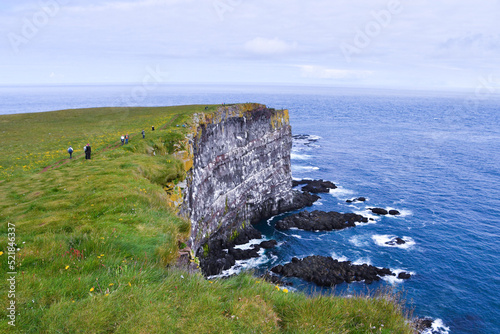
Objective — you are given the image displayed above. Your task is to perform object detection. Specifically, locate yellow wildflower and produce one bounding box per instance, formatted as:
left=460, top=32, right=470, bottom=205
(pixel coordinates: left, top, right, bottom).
left=109, top=283, right=114, bottom=286
left=65, top=265, right=69, bottom=270
left=283, top=288, right=289, bottom=293
left=100, top=254, right=104, bottom=257
left=128, top=282, right=131, bottom=287
left=105, top=294, right=109, bottom=297
left=90, top=287, right=94, bottom=292
left=0, top=251, right=3, bottom=256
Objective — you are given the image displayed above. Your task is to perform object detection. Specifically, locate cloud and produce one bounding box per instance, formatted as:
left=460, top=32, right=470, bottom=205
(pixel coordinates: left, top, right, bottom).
left=298, top=65, right=372, bottom=80
left=244, top=37, right=297, bottom=55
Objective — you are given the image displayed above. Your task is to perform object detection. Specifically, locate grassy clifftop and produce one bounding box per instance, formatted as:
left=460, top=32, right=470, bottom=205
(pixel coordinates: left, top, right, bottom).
left=0, top=105, right=414, bottom=333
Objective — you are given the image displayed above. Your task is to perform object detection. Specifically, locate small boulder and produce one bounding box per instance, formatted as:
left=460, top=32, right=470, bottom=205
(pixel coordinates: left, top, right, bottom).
left=259, top=240, right=278, bottom=249
left=371, top=208, right=388, bottom=215
left=398, top=272, right=411, bottom=279
left=389, top=210, right=400, bottom=215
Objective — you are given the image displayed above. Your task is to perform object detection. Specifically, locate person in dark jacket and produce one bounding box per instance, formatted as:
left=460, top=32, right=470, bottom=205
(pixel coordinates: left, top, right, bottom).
left=142, top=129, right=145, bottom=138
left=68, top=146, right=73, bottom=159
left=84, top=144, right=91, bottom=160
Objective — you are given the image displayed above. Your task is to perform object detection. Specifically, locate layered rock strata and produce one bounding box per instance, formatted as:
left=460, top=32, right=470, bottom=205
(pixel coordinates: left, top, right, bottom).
left=179, top=104, right=294, bottom=257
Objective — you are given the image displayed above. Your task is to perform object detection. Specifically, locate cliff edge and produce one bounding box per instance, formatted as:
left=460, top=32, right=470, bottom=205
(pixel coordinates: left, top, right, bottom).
left=178, top=103, right=293, bottom=255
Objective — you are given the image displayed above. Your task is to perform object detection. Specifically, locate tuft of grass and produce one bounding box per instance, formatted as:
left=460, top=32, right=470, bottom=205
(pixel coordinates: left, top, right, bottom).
left=0, top=105, right=415, bottom=333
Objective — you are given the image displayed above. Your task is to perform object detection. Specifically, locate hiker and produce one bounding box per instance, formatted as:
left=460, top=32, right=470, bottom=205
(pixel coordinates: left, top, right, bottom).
left=68, top=146, right=73, bottom=159
left=142, top=129, right=145, bottom=139
left=152, top=125, right=155, bottom=131
left=84, top=143, right=91, bottom=160
left=125, top=134, right=129, bottom=144
left=121, top=135, right=125, bottom=145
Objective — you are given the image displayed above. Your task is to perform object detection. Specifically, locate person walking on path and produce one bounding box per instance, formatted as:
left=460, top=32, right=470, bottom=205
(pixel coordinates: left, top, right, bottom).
left=142, top=129, right=145, bottom=139
left=121, top=135, right=125, bottom=145
left=68, top=146, right=73, bottom=159
left=84, top=144, right=91, bottom=160
left=125, top=134, right=129, bottom=144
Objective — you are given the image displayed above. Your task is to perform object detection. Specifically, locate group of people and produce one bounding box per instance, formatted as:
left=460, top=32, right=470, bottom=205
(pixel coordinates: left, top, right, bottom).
left=67, top=144, right=91, bottom=159
left=67, top=126, right=154, bottom=160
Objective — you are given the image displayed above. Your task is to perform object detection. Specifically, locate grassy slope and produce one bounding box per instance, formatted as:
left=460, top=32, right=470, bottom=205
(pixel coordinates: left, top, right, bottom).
left=0, top=105, right=414, bottom=333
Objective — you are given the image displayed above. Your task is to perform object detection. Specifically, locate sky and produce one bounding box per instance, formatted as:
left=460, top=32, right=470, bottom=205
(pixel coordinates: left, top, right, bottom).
left=1, top=0, right=499, bottom=91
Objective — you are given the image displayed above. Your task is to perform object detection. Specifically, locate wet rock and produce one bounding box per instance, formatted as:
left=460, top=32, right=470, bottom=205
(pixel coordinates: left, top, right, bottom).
left=370, top=208, right=388, bottom=215
left=275, top=210, right=368, bottom=231
left=346, top=197, right=367, bottom=203
left=398, top=272, right=411, bottom=279
left=271, top=255, right=396, bottom=287
left=228, top=245, right=261, bottom=261
left=414, top=317, right=434, bottom=333
left=300, top=179, right=337, bottom=193
left=259, top=240, right=278, bottom=249
left=389, top=210, right=400, bottom=215
left=385, top=237, right=406, bottom=246
left=198, top=226, right=263, bottom=276
left=280, top=190, right=320, bottom=212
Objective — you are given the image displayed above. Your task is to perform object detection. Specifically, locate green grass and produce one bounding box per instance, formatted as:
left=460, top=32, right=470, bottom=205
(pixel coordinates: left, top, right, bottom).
left=0, top=105, right=415, bottom=333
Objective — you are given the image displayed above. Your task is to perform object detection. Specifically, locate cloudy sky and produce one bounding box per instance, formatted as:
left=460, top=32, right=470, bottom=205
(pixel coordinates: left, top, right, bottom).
left=1, top=0, right=499, bottom=90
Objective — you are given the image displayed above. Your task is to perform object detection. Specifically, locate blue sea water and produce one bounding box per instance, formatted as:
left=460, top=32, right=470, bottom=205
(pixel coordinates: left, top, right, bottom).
left=1, top=84, right=499, bottom=333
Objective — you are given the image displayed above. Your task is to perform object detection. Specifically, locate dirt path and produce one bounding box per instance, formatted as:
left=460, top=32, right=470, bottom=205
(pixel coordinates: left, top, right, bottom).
left=40, top=114, right=183, bottom=174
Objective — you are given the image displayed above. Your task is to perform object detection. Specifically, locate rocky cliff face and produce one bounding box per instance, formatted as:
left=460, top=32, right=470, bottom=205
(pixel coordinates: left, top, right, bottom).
left=179, top=104, right=293, bottom=254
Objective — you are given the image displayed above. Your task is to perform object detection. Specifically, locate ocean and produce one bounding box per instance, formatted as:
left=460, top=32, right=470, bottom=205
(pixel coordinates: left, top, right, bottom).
left=1, top=84, right=499, bottom=334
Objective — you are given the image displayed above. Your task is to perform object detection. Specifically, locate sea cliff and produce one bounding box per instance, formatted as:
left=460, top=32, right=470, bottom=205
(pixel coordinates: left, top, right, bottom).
left=178, top=103, right=293, bottom=256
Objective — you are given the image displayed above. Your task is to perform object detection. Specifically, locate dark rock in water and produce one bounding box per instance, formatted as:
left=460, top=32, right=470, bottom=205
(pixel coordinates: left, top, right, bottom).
left=300, top=179, right=337, bottom=193
left=398, top=272, right=411, bottom=279
left=275, top=210, right=368, bottom=231
left=281, top=190, right=320, bottom=212
left=198, top=226, right=263, bottom=276
left=389, top=209, right=400, bottom=215
left=414, top=317, right=434, bottom=333
left=292, top=134, right=319, bottom=146
left=385, top=237, right=406, bottom=246
left=228, top=245, right=261, bottom=261
left=259, top=240, right=278, bottom=249
left=370, top=208, right=388, bottom=215
left=271, top=255, right=396, bottom=286
left=346, top=197, right=367, bottom=203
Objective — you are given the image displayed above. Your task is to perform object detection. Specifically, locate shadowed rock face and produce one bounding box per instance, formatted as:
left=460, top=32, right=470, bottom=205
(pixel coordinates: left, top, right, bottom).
left=271, top=255, right=410, bottom=286
left=181, top=104, right=293, bottom=255
left=275, top=210, right=369, bottom=231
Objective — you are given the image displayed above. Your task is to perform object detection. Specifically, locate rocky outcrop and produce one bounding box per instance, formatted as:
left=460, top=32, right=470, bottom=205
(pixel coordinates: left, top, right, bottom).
left=271, top=255, right=409, bottom=286
left=385, top=237, right=406, bottom=246
left=199, top=226, right=264, bottom=277
left=346, top=197, right=366, bottom=203
left=292, top=179, right=337, bottom=193
left=369, top=208, right=400, bottom=215
left=275, top=210, right=368, bottom=231
left=178, top=104, right=293, bottom=257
